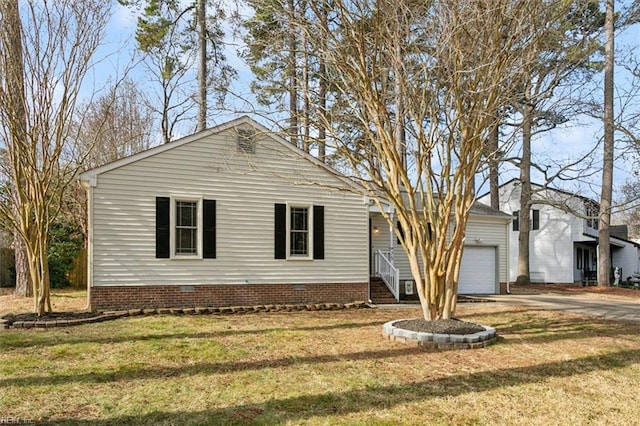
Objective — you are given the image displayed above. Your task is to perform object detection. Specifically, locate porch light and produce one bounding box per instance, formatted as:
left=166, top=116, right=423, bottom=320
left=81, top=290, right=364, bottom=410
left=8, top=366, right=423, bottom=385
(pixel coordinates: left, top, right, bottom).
left=373, top=226, right=379, bottom=234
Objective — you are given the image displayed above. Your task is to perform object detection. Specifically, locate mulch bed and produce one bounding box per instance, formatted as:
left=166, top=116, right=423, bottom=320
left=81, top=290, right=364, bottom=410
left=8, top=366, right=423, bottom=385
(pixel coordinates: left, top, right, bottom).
left=1, top=302, right=370, bottom=328
left=2, top=311, right=99, bottom=323
left=393, top=318, right=485, bottom=335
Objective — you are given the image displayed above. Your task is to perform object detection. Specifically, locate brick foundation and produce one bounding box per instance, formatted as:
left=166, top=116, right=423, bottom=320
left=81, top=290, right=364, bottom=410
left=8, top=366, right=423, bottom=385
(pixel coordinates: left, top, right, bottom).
left=90, top=282, right=369, bottom=312
left=499, top=282, right=508, bottom=294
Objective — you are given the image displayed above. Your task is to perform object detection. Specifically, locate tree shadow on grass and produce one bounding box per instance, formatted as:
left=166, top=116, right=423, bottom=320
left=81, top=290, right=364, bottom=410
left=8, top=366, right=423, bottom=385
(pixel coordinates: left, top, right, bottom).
left=469, top=308, right=640, bottom=345
left=40, top=347, right=640, bottom=426
left=0, top=320, right=385, bottom=349
left=2, top=345, right=434, bottom=388
left=496, top=314, right=629, bottom=335
left=6, top=313, right=639, bottom=389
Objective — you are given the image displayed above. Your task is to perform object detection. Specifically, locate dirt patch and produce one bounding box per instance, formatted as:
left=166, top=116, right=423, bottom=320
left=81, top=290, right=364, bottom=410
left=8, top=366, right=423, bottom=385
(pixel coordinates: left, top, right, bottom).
left=393, top=318, right=485, bottom=335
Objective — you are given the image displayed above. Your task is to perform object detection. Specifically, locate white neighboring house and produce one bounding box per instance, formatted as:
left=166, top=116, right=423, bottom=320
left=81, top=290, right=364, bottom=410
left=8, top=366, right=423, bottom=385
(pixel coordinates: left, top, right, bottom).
left=79, top=116, right=511, bottom=311
left=478, top=179, right=640, bottom=284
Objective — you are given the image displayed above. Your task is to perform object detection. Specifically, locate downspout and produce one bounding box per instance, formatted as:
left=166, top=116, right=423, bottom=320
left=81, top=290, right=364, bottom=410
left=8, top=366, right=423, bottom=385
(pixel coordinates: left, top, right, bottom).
left=506, top=217, right=511, bottom=294
left=81, top=177, right=96, bottom=311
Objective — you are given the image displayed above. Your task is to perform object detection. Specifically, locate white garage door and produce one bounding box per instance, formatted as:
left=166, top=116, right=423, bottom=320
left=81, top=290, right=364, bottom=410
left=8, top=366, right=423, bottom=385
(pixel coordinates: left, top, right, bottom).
left=458, top=246, right=496, bottom=294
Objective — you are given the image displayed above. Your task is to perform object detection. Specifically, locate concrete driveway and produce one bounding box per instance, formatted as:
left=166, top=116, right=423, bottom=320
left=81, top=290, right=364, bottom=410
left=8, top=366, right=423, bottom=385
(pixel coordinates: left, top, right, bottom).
left=483, top=293, right=640, bottom=324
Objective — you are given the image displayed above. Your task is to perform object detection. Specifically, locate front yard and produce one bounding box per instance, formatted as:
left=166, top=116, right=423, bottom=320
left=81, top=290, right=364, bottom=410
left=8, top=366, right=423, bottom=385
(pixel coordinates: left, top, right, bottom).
left=2, top=291, right=640, bottom=424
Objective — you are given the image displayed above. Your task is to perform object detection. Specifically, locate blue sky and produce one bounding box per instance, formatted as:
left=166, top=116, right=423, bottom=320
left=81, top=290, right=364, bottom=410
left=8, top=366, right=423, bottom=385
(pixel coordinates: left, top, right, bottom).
left=99, top=2, right=640, bottom=203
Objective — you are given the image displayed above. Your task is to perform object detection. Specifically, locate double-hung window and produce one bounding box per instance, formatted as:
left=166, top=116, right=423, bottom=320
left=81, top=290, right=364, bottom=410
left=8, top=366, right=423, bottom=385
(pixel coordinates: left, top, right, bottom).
left=175, top=201, right=198, bottom=255
left=290, top=207, right=309, bottom=256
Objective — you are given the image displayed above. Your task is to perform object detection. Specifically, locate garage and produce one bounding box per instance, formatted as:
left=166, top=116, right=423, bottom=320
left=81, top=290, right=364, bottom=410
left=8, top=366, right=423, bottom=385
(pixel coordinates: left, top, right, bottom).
left=458, top=246, right=496, bottom=294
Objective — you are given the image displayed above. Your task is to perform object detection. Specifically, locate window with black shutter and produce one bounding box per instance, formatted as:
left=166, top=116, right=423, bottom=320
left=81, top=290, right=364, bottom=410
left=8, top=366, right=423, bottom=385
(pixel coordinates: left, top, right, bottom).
left=156, top=197, right=170, bottom=258
left=532, top=209, right=540, bottom=230
left=274, top=204, right=287, bottom=259
left=156, top=197, right=216, bottom=259
left=202, top=199, right=216, bottom=258
left=275, top=203, right=324, bottom=259
left=313, top=205, right=324, bottom=260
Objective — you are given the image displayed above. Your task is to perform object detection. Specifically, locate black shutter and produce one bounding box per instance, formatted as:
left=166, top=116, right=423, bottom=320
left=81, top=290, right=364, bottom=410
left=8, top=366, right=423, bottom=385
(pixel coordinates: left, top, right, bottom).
left=313, top=205, right=324, bottom=259
left=532, top=209, right=540, bottom=230
left=512, top=211, right=519, bottom=231
left=203, top=199, right=216, bottom=258
left=274, top=203, right=286, bottom=259
left=156, top=197, right=170, bottom=258
left=397, top=221, right=404, bottom=244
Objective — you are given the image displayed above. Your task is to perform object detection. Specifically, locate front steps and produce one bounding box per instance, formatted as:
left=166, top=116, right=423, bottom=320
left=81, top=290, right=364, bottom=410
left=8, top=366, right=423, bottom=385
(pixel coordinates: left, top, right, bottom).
left=370, top=277, right=401, bottom=304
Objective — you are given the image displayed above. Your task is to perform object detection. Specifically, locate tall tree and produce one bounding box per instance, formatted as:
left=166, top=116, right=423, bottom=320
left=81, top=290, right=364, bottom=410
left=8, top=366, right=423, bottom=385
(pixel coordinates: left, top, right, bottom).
left=197, top=0, right=207, bottom=131
left=599, top=0, right=615, bottom=287
left=121, top=0, right=236, bottom=141
left=0, top=0, right=112, bottom=315
left=511, top=0, right=603, bottom=283
left=0, top=1, right=32, bottom=298
left=299, top=0, right=556, bottom=320
left=244, top=0, right=330, bottom=156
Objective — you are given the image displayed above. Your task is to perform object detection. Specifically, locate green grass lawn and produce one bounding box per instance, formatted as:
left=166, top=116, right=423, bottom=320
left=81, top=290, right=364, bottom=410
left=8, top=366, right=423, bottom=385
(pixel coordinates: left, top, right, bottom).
left=2, top=302, right=640, bottom=425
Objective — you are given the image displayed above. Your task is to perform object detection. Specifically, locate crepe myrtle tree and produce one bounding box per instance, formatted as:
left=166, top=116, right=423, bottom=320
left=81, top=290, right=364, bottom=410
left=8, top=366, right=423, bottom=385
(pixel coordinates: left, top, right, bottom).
left=299, top=0, right=562, bottom=320
left=0, top=0, right=112, bottom=315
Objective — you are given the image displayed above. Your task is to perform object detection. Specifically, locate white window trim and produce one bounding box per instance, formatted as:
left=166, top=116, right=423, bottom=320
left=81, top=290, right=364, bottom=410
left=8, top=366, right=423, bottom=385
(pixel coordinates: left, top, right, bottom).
left=286, top=203, right=314, bottom=260
left=170, top=196, right=203, bottom=259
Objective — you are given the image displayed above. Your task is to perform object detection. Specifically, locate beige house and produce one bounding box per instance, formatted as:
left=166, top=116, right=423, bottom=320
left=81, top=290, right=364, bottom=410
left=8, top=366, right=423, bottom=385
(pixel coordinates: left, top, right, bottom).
left=80, top=116, right=510, bottom=311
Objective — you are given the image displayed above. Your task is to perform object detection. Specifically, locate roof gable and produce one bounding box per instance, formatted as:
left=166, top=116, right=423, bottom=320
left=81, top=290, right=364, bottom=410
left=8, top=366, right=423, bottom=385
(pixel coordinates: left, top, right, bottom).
left=79, top=116, right=363, bottom=192
left=478, top=178, right=597, bottom=206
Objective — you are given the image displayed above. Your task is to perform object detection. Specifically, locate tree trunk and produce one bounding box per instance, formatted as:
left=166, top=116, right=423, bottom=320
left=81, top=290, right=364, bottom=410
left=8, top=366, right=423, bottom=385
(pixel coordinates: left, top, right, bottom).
left=196, top=0, right=207, bottom=132
left=13, top=233, right=31, bottom=297
left=489, top=119, right=500, bottom=209
left=599, top=0, right=614, bottom=287
left=287, top=0, right=298, bottom=147
left=393, top=9, right=406, bottom=169
left=302, top=37, right=310, bottom=153
left=26, top=233, right=52, bottom=316
left=517, top=102, right=533, bottom=283
left=317, top=3, right=328, bottom=163
left=2, top=0, right=31, bottom=298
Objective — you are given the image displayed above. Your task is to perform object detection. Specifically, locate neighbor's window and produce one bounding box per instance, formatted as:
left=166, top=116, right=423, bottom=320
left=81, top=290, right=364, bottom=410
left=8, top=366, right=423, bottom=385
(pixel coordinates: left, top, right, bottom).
left=586, top=204, right=599, bottom=230
left=512, top=211, right=519, bottom=231
left=290, top=207, right=309, bottom=256
left=175, top=201, right=198, bottom=255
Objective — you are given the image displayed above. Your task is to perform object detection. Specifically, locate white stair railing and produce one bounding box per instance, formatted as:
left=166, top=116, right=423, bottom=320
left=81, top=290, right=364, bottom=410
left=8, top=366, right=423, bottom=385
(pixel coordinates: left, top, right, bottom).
left=374, top=249, right=400, bottom=301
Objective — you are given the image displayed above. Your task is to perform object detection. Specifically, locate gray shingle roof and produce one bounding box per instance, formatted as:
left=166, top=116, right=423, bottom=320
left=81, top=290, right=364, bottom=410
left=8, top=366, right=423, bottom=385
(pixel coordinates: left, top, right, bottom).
left=470, top=202, right=512, bottom=218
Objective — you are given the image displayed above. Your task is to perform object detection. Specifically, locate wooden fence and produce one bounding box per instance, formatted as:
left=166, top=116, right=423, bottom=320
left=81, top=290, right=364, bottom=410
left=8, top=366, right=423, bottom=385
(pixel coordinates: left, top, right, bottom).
left=0, top=248, right=87, bottom=289
left=0, top=248, right=15, bottom=287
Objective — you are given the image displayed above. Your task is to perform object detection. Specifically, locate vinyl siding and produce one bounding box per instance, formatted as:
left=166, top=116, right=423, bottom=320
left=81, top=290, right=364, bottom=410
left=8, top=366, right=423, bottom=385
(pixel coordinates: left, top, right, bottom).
left=370, top=213, right=509, bottom=286
left=89, top=127, right=369, bottom=287
left=464, top=217, right=509, bottom=285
